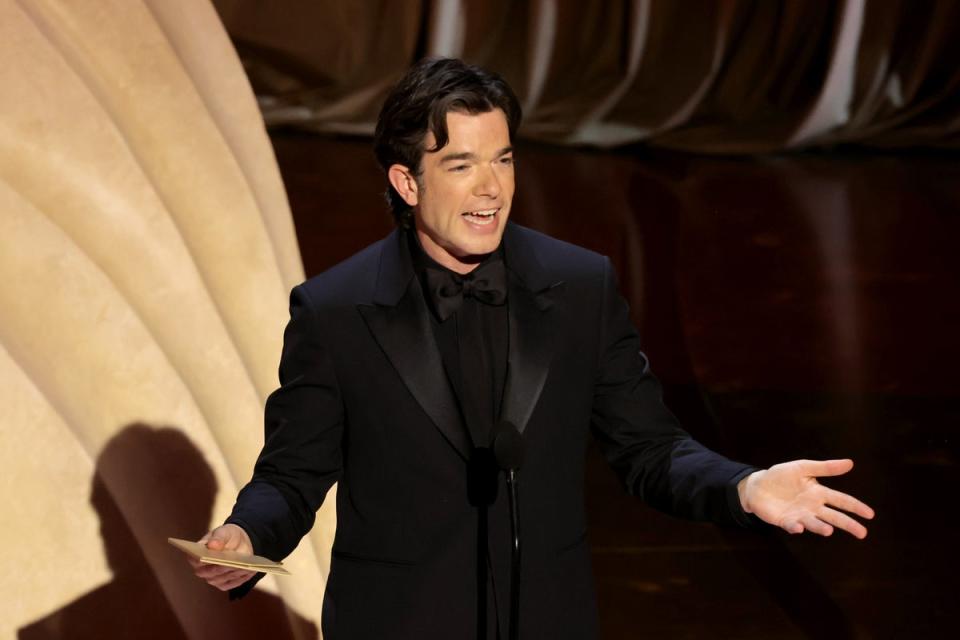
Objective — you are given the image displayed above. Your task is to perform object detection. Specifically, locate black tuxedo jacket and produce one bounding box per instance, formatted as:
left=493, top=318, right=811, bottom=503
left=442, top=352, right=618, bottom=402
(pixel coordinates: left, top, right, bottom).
left=228, top=223, right=755, bottom=639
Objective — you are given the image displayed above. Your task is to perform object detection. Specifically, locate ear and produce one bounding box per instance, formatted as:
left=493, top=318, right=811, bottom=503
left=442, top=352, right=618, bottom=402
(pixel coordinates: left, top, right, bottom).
left=387, top=164, right=419, bottom=207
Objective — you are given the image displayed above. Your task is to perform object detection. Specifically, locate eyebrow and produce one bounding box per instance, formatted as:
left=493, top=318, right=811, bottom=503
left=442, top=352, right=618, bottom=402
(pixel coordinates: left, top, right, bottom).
left=439, top=146, right=514, bottom=164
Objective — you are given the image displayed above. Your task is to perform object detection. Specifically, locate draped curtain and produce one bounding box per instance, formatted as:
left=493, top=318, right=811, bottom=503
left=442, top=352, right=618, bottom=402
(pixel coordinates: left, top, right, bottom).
left=214, top=0, right=960, bottom=151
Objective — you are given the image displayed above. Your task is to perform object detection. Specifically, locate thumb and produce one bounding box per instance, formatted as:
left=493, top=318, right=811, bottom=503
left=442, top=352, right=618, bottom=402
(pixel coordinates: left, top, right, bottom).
left=204, top=526, right=232, bottom=551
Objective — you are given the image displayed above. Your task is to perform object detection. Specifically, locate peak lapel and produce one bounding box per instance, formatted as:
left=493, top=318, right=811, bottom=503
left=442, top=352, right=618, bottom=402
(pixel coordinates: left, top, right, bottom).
left=500, top=224, right=565, bottom=435
left=358, top=231, right=471, bottom=460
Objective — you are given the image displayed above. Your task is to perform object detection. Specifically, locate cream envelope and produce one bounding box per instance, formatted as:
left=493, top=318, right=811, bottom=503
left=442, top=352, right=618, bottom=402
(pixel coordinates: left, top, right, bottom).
left=168, top=537, right=291, bottom=575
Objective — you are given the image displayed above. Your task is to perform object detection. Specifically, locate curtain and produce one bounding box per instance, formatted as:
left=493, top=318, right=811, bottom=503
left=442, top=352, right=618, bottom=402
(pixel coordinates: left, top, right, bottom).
left=214, top=0, right=960, bottom=151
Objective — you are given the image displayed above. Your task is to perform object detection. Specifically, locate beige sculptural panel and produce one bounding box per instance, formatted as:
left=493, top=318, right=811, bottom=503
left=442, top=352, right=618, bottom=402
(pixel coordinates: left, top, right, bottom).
left=0, top=1, right=330, bottom=638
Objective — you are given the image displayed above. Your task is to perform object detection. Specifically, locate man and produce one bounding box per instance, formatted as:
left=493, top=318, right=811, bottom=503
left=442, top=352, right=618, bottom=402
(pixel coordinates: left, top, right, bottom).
left=189, top=58, right=874, bottom=639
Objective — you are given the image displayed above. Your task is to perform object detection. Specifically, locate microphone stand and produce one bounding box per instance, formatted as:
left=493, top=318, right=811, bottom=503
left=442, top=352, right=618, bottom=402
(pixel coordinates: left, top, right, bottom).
left=506, top=467, right=521, bottom=640
left=493, top=421, right=524, bottom=640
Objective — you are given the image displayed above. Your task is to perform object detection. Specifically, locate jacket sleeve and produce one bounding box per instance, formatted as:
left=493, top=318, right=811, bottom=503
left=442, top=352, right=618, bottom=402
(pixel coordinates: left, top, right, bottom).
left=590, top=257, right=757, bottom=527
left=226, top=284, right=344, bottom=563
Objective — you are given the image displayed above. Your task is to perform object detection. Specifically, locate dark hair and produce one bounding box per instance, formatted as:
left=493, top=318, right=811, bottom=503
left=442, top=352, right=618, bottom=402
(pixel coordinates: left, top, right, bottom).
left=373, top=57, right=522, bottom=227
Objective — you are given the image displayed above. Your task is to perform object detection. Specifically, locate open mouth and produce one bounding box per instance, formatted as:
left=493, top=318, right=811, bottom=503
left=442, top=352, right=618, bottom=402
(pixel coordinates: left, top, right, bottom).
left=461, top=208, right=499, bottom=226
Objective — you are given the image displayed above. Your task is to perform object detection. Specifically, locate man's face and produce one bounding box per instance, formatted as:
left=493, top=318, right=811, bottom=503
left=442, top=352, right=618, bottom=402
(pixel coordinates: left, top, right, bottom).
left=411, top=109, right=515, bottom=273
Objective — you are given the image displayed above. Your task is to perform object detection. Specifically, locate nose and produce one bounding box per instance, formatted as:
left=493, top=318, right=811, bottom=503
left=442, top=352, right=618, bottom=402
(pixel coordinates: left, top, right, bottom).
left=474, top=164, right=501, bottom=199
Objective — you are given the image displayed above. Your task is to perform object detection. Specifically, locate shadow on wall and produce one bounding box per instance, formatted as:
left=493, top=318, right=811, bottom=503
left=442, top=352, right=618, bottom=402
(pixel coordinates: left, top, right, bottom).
left=19, top=424, right=317, bottom=640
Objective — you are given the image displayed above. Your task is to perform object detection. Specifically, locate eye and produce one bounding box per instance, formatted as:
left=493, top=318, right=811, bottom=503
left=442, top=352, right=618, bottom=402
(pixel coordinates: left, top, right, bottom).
left=499, top=156, right=514, bottom=166
left=449, top=164, right=470, bottom=173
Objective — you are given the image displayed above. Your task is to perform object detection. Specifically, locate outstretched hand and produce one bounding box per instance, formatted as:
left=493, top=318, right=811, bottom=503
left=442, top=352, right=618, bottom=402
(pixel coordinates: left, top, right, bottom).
left=738, top=459, right=874, bottom=538
left=189, top=523, right=257, bottom=591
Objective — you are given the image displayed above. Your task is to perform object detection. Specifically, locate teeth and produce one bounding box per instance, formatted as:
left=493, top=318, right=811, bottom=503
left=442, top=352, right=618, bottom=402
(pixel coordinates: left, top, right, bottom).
left=462, top=209, right=497, bottom=225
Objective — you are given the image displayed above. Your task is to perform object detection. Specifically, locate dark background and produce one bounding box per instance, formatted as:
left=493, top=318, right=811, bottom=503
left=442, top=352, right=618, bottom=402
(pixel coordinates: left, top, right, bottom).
left=271, top=133, right=958, bottom=638
left=212, top=1, right=960, bottom=636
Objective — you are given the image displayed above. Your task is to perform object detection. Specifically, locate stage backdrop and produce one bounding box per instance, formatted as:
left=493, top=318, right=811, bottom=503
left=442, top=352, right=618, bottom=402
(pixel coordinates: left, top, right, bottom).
left=214, top=0, right=960, bottom=152
left=0, top=1, right=332, bottom=638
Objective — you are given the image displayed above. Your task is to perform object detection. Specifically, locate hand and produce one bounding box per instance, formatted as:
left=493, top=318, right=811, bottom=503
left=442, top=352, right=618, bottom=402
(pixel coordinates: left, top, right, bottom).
left=189, top=524, right=257, bottom=591
left=738, top=459, right=875, bottom=539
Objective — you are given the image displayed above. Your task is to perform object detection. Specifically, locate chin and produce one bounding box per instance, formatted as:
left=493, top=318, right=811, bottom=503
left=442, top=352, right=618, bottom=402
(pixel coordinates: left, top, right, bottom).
left=458, top=233, right=504, bottom=258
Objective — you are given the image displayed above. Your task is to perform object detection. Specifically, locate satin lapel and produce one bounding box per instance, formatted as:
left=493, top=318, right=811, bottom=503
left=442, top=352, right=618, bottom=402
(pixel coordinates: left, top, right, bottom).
left=500, top=275, right=564, bottom=436
left=500, top=223, right=565, bottom=434
left=358, top=232, right=471, bottom=460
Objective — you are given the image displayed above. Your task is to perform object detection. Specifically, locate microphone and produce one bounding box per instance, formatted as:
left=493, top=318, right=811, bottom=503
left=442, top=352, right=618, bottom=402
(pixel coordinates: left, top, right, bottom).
left=492, top=421, right=524, bottom=640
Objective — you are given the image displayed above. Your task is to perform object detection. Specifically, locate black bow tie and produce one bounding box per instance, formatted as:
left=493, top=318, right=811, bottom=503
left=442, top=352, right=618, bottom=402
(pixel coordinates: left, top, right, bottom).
left=425, top=258, right=508, bottom=321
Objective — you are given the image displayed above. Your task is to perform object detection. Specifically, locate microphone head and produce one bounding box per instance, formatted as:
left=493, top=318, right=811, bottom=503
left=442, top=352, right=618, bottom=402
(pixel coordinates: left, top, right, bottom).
left=492, top=420, right=524, bottom=471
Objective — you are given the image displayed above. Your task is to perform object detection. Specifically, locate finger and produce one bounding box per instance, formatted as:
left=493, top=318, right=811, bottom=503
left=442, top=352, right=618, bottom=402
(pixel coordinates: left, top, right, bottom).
left=193, top=562, right=235, bottom=580
left=207, top=567, right=251, bottom=585
left=209, top=569, right=256, bottom=591
left=212, top=575, right=244, bottom=592
left=799, top=459, right=854, bottom=478
left=818, top=506, right=868, bottom=540
left=799, top=514, right=834, bottom=537
left=215, top=573, right=255, bottom=592
left=823, top=488, right=875, bottom=520
left=202, top=567, right=254, bottom=591
left=780, top=518, right=805, bottom=535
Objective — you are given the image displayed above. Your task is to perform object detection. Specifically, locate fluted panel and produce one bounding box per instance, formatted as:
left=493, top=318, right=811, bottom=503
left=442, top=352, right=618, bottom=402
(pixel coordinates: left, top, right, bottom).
left=0, top=1, right=330, bottom=637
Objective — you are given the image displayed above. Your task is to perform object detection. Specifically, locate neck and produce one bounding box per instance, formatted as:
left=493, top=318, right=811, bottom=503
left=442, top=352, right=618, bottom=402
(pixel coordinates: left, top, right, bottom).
left=415, top=228, right=487, bottom=274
